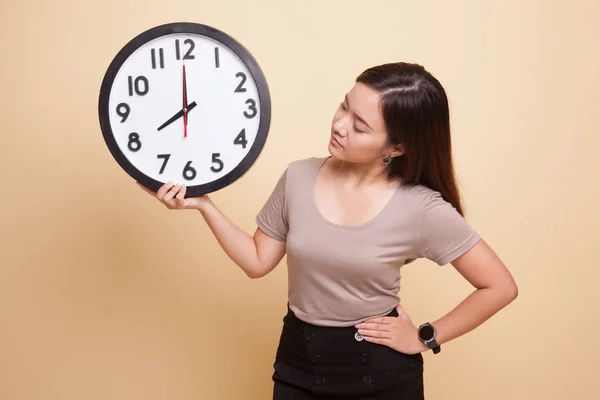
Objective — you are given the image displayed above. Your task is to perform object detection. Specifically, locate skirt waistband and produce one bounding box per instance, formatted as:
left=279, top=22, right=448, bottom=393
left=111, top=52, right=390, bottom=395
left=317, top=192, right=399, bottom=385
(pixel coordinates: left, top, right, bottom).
left=275, top=304, right=422, bottom=376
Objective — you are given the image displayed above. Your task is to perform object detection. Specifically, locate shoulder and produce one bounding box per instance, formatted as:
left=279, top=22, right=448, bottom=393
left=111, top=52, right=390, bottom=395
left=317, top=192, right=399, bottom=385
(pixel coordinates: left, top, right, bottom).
left=287, top=156, right=328, bottom=170
left=398, top=183, right=446, bottom=210
left=283, top=156, right=328, bottom=179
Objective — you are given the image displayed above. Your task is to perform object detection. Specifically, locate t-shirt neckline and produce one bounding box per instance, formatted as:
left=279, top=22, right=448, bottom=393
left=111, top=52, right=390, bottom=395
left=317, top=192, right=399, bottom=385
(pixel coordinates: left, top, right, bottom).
left=311, top=156, right=403, bottom=230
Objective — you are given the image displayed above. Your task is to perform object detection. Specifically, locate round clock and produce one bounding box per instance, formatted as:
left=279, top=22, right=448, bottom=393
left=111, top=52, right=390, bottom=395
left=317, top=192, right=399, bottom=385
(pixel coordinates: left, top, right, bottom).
left=98, top=22, right=271, bottom=197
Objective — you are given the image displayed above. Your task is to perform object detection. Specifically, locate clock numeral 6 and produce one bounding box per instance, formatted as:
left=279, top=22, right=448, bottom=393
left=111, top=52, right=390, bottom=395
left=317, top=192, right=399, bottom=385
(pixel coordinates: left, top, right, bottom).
left=244, top=99, right=257, bottom=119
left=183, top=161, right=197, bottom=180
left=157, top=154, right=171, bottom=174
left=211, top=153, right=224, bottom=173
left=116, top=103, right=130, bottom=122
left=128, top=132, right=142, bottom=152
left=128, top=76, right=149, bottom=96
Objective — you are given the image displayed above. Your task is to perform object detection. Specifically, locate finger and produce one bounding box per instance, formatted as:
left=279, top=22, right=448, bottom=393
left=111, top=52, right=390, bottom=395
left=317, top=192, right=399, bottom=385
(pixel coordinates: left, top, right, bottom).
left=356, top=322, right=392, bottom=331
left=175, top=185, right=187, bottom=208
left=360, top=317, right=393, bottom=325
left=357, top=328, right=392, bottom=339
left=161, top=185, right=179, bottom=208
left=162, top=184, right=181, bottom=202
left=363, top=336, right=389, bottom=346
left=157, top=181, right=175, bottom=199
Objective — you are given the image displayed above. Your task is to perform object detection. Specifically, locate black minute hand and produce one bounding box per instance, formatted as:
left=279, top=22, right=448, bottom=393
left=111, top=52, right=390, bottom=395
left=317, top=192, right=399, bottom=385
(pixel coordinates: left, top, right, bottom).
left=157, top=101, right=197, bottom=132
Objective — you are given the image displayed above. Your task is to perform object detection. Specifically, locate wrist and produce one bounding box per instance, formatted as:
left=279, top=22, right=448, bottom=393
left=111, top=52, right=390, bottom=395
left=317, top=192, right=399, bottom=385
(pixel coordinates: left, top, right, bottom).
left=195, top=195, right=212, bottom=212
left=417, top=322, right=441, bottom=354
left=413, top=333, right=429, bottom=354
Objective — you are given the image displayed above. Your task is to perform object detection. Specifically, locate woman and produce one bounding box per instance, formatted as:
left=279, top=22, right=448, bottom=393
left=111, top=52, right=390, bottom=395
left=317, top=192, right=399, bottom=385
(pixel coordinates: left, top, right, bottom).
left=138, top=62, right=518, bottom=399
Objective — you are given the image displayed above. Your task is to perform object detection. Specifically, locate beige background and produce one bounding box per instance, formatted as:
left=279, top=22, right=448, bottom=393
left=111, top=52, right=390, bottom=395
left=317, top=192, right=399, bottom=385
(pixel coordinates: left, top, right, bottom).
left=1, top=0, right=598, bottom=399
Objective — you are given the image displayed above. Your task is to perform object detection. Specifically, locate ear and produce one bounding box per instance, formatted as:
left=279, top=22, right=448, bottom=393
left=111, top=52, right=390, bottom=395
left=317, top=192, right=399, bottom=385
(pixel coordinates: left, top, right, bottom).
left=389, top=143, right=405, bottom=158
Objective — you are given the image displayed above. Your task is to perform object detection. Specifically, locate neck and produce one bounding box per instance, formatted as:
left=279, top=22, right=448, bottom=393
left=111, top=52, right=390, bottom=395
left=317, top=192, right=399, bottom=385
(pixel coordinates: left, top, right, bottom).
left=329, top=157, right=391, bottom=188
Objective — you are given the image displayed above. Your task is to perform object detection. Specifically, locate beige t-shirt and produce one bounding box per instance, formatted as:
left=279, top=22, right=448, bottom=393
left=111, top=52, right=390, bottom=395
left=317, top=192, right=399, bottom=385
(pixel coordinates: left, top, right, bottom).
left=256, top=156, right=480, bottom=327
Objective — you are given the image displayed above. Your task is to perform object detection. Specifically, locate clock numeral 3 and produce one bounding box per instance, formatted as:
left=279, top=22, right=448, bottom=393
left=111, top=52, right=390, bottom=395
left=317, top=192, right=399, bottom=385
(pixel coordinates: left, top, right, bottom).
left=175, top=39, right=195, bottom=60
left=235, top=72, right=247, bottom=93
left=157, top=154, right=171, bottom=174
left=151, top=48, right=165, bottom=69
left=128, top=76, right=149, bottom=96
left=183, top=161, right=197, bottom=180
left=116, top=103, right=130, bottom=122
left=244, top=99, right=257, bottom=119
left=234, top=129, right=248, bottom=149
left=128, top=132, right=142, bottom=152
left=211, top=153, right=224, bottom=173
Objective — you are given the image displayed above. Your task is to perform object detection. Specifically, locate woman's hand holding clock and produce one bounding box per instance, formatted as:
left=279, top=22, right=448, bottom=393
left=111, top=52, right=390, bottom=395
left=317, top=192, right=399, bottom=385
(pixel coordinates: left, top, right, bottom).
left=137, top=181, right=210, bottom=211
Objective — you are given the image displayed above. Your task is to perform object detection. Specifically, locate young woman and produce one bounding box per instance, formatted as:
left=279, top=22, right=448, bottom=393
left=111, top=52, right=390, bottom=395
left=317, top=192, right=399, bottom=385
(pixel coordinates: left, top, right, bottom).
left=138, top=62, right=518, bottom=399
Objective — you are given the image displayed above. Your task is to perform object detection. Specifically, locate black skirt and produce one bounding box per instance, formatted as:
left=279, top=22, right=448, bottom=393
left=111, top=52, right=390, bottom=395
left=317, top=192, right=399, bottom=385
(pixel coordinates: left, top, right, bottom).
left=272, top=305, right=425, bottom=399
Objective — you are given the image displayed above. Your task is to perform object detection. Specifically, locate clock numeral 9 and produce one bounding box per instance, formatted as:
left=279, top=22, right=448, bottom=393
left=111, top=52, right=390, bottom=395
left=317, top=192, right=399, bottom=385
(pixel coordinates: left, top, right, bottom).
left=128, top=132, right=142, bottom=152
left=211, top=153, right=224, bottom=173
left=116, top=103, right=130, bottom=122
left=157, top=154, right=171, bottom=174
left=244, top=99, right=257, bottom=119
left=128, top=76, right=149, bottom=96
left=234, top=129, right=248, bottom=149
left=235, top=72, right=247, bottom=93
left=175, top=39, right=195, bottom=60
left=183, top=161, right=197, bottom=180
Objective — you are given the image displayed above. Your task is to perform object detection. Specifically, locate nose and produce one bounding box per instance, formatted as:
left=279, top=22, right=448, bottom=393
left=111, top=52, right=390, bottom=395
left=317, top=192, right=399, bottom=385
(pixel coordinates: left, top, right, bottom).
left=333, top=118, right=348, bottom=137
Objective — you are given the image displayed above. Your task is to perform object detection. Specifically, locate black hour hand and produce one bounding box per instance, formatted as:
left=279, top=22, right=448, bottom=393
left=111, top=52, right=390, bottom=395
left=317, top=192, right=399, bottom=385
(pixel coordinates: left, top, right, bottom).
left=157, top=101, right=197, bottom=131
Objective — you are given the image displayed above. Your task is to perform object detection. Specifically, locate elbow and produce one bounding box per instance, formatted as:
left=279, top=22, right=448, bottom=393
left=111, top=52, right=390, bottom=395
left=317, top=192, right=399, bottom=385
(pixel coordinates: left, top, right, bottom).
left=509, top=282, right=519, bottom=301
left=245, top=270, right=263, bottom=279
left=245, top=264, right=267, bottom=280
left=502, top=281, right=519, bottom=305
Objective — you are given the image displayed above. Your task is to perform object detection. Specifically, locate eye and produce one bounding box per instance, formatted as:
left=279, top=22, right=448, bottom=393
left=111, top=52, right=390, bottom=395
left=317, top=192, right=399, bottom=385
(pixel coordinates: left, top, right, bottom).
left=354, top=124, right=365, bottom=133
left=340, top=102, right=347, bottom=111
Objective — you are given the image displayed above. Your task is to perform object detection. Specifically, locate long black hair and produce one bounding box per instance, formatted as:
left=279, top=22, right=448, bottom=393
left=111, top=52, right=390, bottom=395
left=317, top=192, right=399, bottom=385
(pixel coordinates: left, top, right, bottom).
left=356, top=62, right=465, bottom=216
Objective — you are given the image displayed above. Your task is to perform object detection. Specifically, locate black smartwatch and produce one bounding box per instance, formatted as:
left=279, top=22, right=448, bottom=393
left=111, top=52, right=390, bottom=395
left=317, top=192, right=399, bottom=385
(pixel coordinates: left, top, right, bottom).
left=418, top=322, right=441, bottom=354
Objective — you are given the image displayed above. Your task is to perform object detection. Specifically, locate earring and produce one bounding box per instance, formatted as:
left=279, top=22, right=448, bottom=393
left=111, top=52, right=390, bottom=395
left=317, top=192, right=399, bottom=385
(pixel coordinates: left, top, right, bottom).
left=382, top=155, right=392, bottom=165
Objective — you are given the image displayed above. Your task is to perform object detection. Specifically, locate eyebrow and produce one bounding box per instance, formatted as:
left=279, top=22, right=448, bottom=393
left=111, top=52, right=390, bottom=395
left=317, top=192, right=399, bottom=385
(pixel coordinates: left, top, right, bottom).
left=345, top=94, right=372, bottom=130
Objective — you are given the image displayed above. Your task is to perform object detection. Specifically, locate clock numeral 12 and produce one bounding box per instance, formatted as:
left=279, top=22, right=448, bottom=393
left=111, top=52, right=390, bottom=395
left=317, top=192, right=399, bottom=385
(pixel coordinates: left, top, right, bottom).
left=175, top=39, right=195, bottom=60
left=151, top=48, right=165, bottom=69
left=128, top=76, right=149, bottom=96
left=215, top=47, right=220, bottom=68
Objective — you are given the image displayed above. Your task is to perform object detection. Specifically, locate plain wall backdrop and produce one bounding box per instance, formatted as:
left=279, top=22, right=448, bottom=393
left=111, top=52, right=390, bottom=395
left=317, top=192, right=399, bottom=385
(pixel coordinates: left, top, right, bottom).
left=1, top=0, right=598, bottom=399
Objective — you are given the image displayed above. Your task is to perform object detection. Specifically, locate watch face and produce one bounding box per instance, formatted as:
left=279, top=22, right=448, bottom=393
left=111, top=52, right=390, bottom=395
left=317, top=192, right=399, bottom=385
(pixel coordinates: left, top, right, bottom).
left=98, top=23, right=271, bottom=196
left=419, top=325, right=435, bottom=341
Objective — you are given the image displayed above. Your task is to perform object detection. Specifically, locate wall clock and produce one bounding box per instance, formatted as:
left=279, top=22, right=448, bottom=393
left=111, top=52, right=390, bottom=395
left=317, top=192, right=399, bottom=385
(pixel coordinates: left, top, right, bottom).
left=98, top=22, right=271, bottom=197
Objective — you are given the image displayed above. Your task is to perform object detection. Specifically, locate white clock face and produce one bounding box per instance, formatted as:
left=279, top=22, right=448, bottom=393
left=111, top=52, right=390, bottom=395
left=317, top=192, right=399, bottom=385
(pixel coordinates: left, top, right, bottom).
left=106, top=32, right=263, bottom=187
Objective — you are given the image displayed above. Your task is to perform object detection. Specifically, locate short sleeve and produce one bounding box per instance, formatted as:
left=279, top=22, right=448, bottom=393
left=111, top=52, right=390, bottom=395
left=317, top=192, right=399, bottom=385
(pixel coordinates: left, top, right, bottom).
left=255, top=168, right=289, bottom=242
left=416, top=191, right=481, bottom=265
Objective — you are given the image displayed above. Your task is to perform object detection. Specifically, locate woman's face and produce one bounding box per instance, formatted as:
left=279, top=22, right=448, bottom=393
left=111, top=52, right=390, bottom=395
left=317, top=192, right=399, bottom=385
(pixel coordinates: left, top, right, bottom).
left=329, top=82, right=398, bottom=164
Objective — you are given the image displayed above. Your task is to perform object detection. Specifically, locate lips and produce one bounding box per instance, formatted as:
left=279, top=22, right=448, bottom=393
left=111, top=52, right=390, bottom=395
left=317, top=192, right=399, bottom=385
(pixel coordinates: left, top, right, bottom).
left=331, top=136, right=343, bottom=148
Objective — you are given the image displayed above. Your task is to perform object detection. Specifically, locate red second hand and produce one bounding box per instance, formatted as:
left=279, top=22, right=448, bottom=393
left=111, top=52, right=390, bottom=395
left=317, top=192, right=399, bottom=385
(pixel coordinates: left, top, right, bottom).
left=183, top=61, right=188, bottom=138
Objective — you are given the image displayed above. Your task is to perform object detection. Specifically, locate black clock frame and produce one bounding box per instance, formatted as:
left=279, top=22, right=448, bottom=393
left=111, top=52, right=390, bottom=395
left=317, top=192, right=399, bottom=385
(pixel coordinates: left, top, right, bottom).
left=98, top=22, right=271, bottom=197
